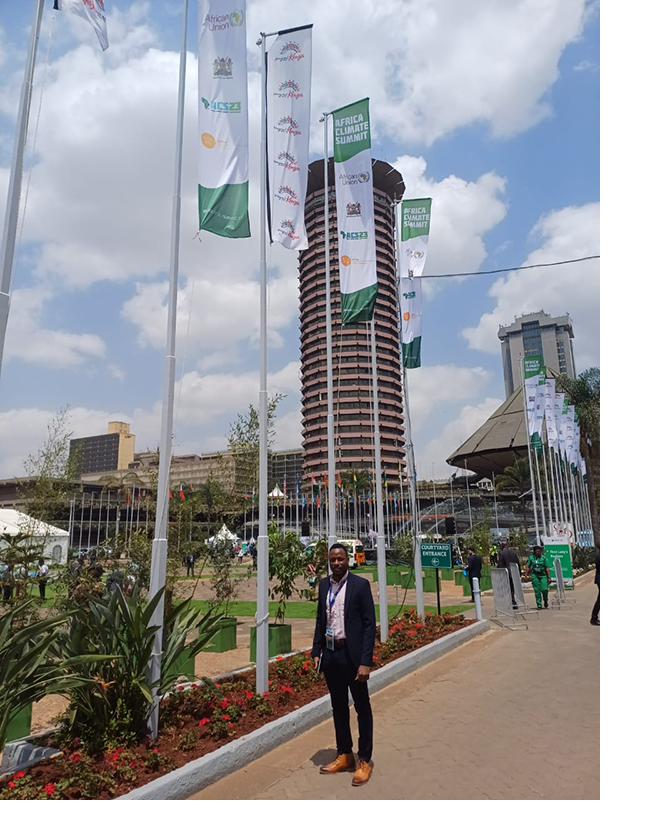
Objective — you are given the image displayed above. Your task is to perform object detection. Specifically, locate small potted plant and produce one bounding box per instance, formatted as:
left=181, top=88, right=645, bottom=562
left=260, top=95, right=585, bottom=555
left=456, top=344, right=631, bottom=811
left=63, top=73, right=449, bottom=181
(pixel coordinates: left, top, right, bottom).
left=250, top=524, right=306, bottom=661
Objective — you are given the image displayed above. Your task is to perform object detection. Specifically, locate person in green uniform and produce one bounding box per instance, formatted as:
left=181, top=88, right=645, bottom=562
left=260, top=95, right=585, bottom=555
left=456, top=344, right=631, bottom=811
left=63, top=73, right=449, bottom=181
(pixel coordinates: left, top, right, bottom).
left=527, top=545, right=551, bottom=609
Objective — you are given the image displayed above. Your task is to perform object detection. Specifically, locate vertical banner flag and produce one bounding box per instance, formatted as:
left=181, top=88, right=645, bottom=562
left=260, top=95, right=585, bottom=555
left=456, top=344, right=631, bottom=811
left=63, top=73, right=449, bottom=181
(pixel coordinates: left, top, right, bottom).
left=333, top=98, right=377, bottom=324
left=198, top=1, right=250, bottom=238
left=399, top=198, right=431, bottom=369
left=266, top=26, right=312, bottom=250
left=54, top=0, right=109, bottom=51
left=524, top=375, right=542, bottom=451
left=399, top=277, right=422, bottom=369
left=544, top=378, right=558, bottom=449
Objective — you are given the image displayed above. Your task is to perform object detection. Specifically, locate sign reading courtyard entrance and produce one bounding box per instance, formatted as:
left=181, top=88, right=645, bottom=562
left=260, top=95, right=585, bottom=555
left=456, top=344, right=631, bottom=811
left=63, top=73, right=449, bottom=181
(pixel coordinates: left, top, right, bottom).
left=420, top=542, right=452, bottom=569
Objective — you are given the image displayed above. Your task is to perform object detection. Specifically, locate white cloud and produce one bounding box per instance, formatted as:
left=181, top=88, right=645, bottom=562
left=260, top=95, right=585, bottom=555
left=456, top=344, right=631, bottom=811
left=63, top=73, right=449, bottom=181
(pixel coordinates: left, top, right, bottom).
left=416, top=396, right=503, bottom=479
left=5, top=286, right=106, bottom=368
left=461, top=202, right=600, bottom=368
left=406, top=365, right=492, bottom=423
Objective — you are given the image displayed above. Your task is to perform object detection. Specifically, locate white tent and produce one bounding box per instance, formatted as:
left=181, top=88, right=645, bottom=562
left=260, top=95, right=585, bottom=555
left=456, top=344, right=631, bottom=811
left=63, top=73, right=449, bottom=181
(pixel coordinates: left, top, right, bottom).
left=268, top=485, right=285, bottom=498
left=209, top=524, right=239, bottom=544
left=0, top=508, right=69, bottom=564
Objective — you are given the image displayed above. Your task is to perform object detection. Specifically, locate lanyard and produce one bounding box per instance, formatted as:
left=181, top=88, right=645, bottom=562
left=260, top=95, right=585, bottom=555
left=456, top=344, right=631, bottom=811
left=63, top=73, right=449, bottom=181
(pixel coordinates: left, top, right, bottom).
left=327, top=577, right=347, bottom=615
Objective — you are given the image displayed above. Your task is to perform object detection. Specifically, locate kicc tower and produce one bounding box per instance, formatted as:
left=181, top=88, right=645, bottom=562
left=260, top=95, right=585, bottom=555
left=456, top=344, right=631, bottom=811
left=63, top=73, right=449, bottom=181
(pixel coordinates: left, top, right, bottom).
left=298, top=159, right=406, bottom=487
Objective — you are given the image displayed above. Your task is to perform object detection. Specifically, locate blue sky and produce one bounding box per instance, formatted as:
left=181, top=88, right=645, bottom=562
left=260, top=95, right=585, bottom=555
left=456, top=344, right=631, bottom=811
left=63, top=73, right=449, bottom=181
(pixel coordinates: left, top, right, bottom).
left=0, top=0, right=600, bottom=478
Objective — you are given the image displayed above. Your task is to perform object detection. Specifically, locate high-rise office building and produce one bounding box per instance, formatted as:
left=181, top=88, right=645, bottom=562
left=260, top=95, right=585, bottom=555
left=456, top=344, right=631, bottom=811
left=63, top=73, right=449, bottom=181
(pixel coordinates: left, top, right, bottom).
left=298, top=159, right=406, bottom=485
left=70, top=421, right=135, bottom=476
left=498, top=310, right=576, bottom=396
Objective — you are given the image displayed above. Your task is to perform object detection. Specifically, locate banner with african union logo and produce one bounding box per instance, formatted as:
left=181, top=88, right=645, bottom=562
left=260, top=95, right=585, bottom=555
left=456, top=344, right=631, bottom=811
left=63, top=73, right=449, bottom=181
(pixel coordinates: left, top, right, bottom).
left=198, top=1, right=250, bottom=238
left=399, top=276, right=422, bottom=369
left=333, top=98, right=377, bottom=324
left=399, top=198, right=432, bottom=279
left=266, top=26, right=312, bottom=250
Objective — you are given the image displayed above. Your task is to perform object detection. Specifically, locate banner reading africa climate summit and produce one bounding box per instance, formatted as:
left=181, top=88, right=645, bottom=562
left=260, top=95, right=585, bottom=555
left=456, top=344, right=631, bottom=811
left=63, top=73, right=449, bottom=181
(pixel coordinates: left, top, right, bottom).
left=198, top=1, right=250, bottom=238
left=398, top=198, right=431, bottom=369
left=333, top=98, right=377, bottom=324
left=266, top=25, right=312, bottom=250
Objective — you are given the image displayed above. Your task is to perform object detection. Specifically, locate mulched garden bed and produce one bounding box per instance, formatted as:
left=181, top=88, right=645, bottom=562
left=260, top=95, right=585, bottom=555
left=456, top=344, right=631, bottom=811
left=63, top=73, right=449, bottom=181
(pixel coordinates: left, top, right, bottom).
left=0, top=611, right=473, bottom=800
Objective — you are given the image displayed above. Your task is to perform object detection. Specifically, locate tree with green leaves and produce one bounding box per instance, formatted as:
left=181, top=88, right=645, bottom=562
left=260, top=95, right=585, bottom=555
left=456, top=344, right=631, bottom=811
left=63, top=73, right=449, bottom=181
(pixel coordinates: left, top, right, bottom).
left=557, top=368, right=600, bottom=548
left=267, top=523, right=307, bottom=624
left=495, top=457, right=532, bottom=528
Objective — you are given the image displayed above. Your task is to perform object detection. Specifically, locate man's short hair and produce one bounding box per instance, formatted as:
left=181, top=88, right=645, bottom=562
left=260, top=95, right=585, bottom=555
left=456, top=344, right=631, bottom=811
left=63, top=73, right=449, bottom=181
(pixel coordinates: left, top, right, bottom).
left=329, top=543, right=349, bottom=558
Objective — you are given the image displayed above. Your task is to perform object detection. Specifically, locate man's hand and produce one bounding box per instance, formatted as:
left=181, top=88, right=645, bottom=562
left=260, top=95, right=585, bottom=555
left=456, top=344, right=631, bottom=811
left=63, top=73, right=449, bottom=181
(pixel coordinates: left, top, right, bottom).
left=355, top=665, right=371, bottom=682
left=313, top=656, right=320, bottom=672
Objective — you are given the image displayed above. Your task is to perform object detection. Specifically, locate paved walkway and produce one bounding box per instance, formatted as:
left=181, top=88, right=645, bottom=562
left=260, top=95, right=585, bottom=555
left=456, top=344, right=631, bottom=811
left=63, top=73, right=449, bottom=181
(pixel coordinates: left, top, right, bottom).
left=191, top=576, right=599, bottom=800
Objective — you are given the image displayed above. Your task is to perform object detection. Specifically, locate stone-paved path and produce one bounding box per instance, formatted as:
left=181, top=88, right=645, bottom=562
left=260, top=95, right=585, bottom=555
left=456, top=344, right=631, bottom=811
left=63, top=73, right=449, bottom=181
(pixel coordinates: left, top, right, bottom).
left=191, top=576, right=599, bottom=800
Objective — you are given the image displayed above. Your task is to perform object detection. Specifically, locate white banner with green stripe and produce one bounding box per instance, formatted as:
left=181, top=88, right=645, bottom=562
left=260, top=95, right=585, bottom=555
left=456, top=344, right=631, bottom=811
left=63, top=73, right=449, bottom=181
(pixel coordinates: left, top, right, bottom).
left=333, top=98, right=377, bottom=324
left=399, top=277, right=422, bottom=369
left=198, top=1, right=250, bottom=238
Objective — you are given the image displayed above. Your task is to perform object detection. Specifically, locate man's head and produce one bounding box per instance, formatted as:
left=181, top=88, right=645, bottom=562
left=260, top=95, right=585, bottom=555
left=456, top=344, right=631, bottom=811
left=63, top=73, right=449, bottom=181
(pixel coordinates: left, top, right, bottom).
left=38, top=558, right=44, bottom=565
left=468, top=548, right=476, bottom=556
left=329, top=543, right=349, bottom=581
left=532, top=545, right=543, bottom=557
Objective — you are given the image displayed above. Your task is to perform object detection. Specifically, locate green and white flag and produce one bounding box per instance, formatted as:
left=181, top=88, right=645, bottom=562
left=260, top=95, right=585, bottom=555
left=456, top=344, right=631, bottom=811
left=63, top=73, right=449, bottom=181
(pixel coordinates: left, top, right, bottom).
left=266, top=25, right=313, bottom=250
left=523, top=355, right=545, bottom=380
left=399, top=277, right=422, bottom=369
left=400, top=198, right=432, bottom=278
left=544, top=378, right=558, bottom=449
left=524, top=375, right=542, bottom=451
left=398, top=198, right=431, bottom=369
left=198, top=1, right=250, bottom=238
left=333, top=98, right=377, bottom=324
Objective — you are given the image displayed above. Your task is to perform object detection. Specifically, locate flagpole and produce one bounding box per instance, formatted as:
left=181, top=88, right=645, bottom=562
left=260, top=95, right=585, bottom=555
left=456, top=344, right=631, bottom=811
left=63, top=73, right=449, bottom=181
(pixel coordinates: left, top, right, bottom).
left=0, top=0, right=45, bottom=382
left=68, top=493, right=75, bottom=552
left=87, top=492, right=94, bottom=552
left=533, top=448, right=547, bottom=539
left=370, top=319, right=389, bottom=643
left=255, top=31, right=271, bottom=695
left=147, top=0, right=188, bottom=740
left=79, top=492, right=85, bottom=550
left=464, top=461, right=473, bottom=532
left=519, top=355, right=540, bottom=541
left=96, top=488, right=104, bottom=547
left=492, top=472, right=499, bottom=534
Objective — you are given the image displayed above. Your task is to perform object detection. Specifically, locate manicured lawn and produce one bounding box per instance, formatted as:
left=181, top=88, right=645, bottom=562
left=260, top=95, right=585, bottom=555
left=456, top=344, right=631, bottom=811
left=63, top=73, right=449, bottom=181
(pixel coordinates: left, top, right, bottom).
left=188, top=599, right=472, bottom=620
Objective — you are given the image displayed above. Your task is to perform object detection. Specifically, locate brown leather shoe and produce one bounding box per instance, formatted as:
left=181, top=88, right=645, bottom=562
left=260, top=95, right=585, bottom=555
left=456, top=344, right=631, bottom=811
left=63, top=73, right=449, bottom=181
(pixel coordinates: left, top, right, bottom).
left=352, top=759, right=372, bottom=786
left=320, top=753, right=356, bottom=774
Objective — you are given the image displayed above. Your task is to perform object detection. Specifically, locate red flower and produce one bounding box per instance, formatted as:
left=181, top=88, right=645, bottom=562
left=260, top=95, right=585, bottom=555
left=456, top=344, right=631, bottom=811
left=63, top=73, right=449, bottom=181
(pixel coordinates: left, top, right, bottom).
left=415, top=623, right=422, bottom=629
left=70, top=752, right=82, bottom=763
left=263, top=691, right=270, bottom=697
left=130, top=760, right=138, bottom=768
left=13, top=771, right=25, bottom=780
left=276, top=656, right=284, bottom=661
left=177, top=685, right=184, bottom=691
left=228, top=722, right=233, bottom=728
left=268, top=680, right=272, bottom=685
left=153, top=748, right=158, bottom=754
left=198, top=717, right=210, bottom=727
left=8, top=781, right=15, bottom=789
left=219, top=699, right=230, bottom=709
left=245, top=690, right=254, bottom=699
left=222, top=714, right=231, bottom=720
left=43, top=783, right=56, bottom=796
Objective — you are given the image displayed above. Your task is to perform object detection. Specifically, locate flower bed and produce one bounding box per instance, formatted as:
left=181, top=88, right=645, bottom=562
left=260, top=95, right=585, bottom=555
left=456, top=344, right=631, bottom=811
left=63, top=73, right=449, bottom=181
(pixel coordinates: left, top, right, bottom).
left=0, top=611, right=472, bottom=800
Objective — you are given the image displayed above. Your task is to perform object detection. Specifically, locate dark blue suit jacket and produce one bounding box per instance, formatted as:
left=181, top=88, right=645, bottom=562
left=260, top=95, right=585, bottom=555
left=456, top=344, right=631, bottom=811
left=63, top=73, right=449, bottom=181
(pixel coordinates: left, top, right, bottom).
left=311, top=573, right=376, bottom=671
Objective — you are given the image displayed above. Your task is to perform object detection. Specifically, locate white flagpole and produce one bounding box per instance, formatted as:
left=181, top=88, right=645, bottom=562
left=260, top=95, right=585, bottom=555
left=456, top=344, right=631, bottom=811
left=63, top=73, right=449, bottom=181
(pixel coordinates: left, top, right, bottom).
left=68, top=493, right=75, bottom=550
left=370, top=319, right=389, bottom=642
left=147, top=0, right=189, bottom=740
left=0, top=0, right=45, bottom=382
left=79, top=492, right=85, bottom=550
left=464, top=461, right=473, bottom=532
left=518, top=355, right=540, bottom=540
left=87, top=492, right=94, bottom=550
left=492, top=472, right=499, bottom=533
left=533, top=448, right=547, bottom=540
left=96, top=488, right=104, bottom=546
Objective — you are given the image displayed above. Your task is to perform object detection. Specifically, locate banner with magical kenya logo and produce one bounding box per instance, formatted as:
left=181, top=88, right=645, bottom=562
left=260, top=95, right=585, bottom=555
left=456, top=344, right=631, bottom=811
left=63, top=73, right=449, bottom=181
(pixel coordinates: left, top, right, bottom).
left=198, top=1, right=250, bottom=237
left=333, top=98, right=377, bottom=324
left=266, top=26, right=312, bottom=250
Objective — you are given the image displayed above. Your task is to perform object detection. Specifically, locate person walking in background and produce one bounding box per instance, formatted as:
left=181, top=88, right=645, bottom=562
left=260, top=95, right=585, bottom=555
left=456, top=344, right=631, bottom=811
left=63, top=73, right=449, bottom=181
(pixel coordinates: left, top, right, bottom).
left=185, top=552, right=195, bottom=577
left=527, top=545, right=551, bottom=610
left=590, top=550, right=600, bottom=626
left=312, top=543, right=376, bottom=787
left=467, top=548, right=482, bottom=602
left=36, top=557, right=49, bottom=601
left=498, top=544, right=521, bottom=609
left=2, top=563, right=14, bottom=603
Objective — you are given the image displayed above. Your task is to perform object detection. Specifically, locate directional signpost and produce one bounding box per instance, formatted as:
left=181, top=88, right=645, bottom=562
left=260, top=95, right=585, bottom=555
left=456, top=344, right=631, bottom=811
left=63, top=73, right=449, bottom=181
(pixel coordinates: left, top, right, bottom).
left=420, top=541, right=452, bottom=615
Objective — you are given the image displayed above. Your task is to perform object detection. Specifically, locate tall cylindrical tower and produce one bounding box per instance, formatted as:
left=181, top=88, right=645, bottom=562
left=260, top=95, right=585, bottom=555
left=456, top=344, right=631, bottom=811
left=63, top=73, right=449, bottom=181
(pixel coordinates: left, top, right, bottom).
left=299, top=159, right=406, bottom=486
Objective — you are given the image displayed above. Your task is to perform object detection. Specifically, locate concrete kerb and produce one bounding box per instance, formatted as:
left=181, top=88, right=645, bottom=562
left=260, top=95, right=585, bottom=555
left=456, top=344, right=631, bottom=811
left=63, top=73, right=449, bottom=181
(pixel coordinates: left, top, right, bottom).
left=119, top=619, right=491, bottom=800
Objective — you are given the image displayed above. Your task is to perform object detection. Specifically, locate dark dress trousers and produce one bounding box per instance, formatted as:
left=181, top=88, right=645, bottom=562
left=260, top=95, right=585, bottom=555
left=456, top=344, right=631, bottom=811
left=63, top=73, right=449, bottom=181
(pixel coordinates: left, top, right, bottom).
left=312, top=573, right=376, bottom=761
left=467, top=554, right=482, bottom=599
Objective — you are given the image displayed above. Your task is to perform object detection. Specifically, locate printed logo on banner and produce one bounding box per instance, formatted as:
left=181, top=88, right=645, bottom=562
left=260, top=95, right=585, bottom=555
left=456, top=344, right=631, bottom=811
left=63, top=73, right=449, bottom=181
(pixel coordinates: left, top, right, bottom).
left=201, top=98, right=241, bottom=113
left=346, top=202, right=362, bottom=216
left=203, top=10, right=245, bottom=30
left=403, top=312, right=410, bottom=321
left=274, top=115, right=302, bottom=135
left=275, top=40, right=305, bottom=62
left=278, top=219, right=300, bottom=241
left=201, top=132, right=216, bottom=148
left=213, top=57, right=233, bottom=78
left=275, top=185, right=300, bottom=205
left=338, top=172, right=370, bottom=185
left=274, top=151, right=300, bottom=172
left=96, top=0, right=105, bottom=10
left=403, top=291, right=416, bottom=299
left=340, top=230, right=368, bottom=240
left=274, top=80, right=304, bottom=99
left=406, top=249, right=424, bottom=259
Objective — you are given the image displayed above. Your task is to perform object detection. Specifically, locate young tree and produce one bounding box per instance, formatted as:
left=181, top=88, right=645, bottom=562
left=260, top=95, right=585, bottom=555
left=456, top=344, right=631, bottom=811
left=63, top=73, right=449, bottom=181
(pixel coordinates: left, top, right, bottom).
left=495, top=457, right=532, bottom=528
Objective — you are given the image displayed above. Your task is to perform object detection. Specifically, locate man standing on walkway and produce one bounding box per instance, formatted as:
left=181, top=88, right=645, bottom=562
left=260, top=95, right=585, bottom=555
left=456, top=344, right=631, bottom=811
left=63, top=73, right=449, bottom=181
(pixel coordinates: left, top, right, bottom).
left=527, top=545, right=551, bottom=609
left=36, top=557, right=49, bottom=601
left=498, top=544, right=521, bottom=608
left=312, top=543, right=376, bottom=787
left=467, top=548, right=482, bottom=602
left=590, top=550, right=600, bottom=626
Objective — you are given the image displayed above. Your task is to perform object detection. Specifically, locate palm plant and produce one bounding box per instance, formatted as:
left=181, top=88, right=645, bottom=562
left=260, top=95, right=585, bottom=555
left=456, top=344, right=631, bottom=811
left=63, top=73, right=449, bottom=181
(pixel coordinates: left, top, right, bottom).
left=495, top=457, right=531, bottom=528
left=557, top=368, right=600, bottom=548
